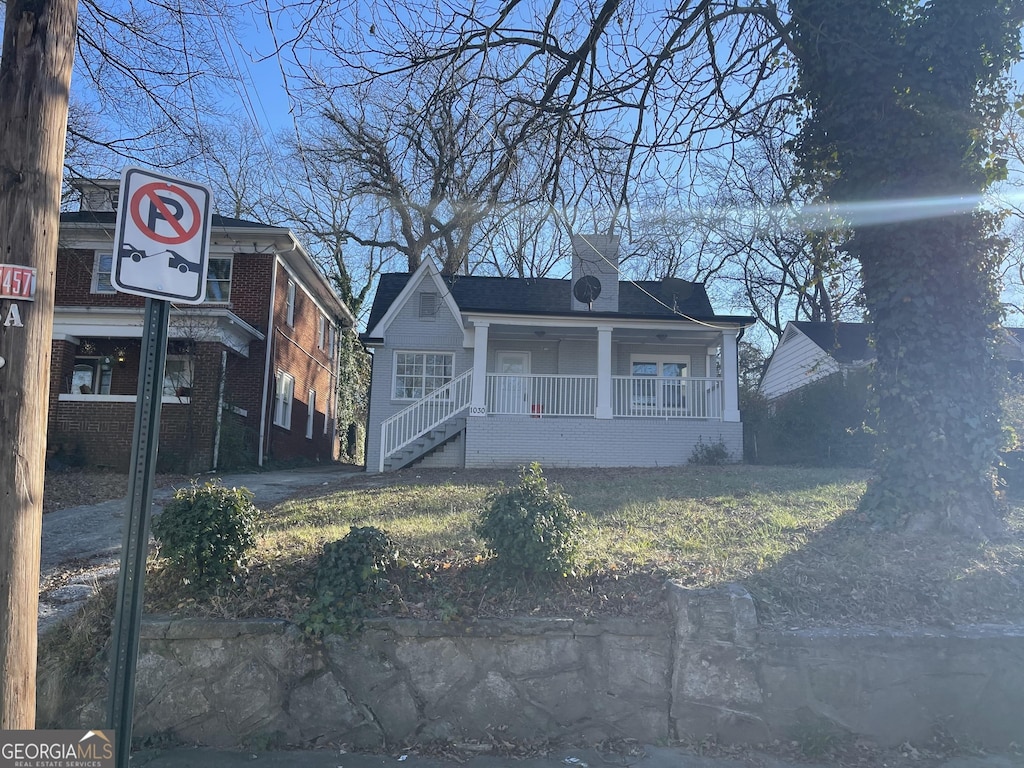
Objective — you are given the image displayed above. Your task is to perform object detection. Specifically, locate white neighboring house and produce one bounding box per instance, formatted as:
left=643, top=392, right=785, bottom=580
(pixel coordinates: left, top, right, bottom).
left=759, top=321, right=874, bottom=401
left=760, top=321, right=1024, bottom=403
left=362, top=235, right=756, bottom=472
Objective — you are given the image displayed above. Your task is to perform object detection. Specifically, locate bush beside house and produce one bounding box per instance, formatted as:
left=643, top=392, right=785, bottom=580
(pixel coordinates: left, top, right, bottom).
left=744, top=369, right=876, bottom=467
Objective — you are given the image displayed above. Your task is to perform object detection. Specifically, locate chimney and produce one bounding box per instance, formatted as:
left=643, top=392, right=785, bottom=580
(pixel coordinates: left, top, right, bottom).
left=571, top=234, right=620, bottom=312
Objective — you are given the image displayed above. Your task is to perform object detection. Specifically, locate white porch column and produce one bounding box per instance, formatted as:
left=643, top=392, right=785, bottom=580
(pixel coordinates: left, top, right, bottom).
left=596, top=325, right=613, bottom=419
left=722, top=329, right=740, bottom=422
left=470, top=321, right=489, bottom=416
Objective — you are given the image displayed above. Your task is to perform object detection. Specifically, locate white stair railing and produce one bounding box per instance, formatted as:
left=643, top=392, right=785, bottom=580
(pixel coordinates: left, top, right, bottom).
left=379, top=369, right=473, bottom=471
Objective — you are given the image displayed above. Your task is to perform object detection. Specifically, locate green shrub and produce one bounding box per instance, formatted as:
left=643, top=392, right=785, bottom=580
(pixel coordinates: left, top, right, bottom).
left=688, top=438, right=730, bottom=465
left=301, top=526, right=399, bottom=637
left=152, top=480, right=258, bottom=591
left=743, top=370, right=877, bottom=467
left=476, top=463, right=582, bottom=578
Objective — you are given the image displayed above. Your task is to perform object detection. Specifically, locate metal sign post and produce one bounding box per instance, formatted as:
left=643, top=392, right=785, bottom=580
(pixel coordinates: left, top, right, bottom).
left=103, top=166, right=211, bottom=768
left=106, top=297, right=169, bottom=768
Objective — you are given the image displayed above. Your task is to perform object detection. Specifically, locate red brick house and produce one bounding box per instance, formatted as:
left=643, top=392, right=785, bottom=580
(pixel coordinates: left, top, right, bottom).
left=48, top=179, right=355, bottom=472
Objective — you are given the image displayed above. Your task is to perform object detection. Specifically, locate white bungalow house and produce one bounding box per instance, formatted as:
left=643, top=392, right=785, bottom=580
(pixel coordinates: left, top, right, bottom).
left=361, top=235, right=756, bottom=472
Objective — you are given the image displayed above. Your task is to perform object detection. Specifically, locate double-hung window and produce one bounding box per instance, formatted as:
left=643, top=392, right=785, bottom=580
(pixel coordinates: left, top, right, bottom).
left=393, top=352, right=453, bottom=400
left=205, top=256, right=232, bottom=302
left=274, top=371, right=295, bottom=428
left=92, top=253, right=115, bottom=294
left=285, top=280, right=296, bottom=326
left=306, top=389, right=316, bottom=439
left=317, top=314, right=327, bottom=351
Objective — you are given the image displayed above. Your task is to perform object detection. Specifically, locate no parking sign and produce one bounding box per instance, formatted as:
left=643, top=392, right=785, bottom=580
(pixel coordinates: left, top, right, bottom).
left=111, top=167, right=212, bottom=303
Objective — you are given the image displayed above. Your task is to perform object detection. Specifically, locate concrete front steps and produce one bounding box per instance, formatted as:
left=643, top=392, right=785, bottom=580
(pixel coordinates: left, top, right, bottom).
left=382, top=417, right=466, bottom=471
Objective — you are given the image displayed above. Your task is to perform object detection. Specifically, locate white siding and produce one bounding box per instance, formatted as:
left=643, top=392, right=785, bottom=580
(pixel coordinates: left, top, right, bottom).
left=759, top=328, right=839, bottom=401
left=488, top=340, right=558, bottom=374
left=365, top=280, right=470, bottom=473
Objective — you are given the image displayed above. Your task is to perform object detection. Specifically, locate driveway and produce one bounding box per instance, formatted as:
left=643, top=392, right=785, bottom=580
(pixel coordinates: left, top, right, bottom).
left=39, top=464, right=367, bottom=632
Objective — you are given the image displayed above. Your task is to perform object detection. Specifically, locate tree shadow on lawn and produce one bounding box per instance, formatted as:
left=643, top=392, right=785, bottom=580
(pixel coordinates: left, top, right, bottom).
left=391, top=464, right=869, bottom=508
left=741, top=502, right=1024, bottom=630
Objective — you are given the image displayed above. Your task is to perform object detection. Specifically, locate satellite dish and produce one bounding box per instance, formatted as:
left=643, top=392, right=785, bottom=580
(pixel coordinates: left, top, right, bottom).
left=573, top=275, right=602, bottom=307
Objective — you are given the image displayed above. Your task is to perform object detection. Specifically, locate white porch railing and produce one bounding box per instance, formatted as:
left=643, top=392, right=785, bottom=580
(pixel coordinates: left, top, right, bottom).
left=486, top=374, right=597, bottom=416
left=612, top=376, right=723, bottom=419
left=482, top=373, right=723, bottom=419
left=379, top=369, right=473, bottom=471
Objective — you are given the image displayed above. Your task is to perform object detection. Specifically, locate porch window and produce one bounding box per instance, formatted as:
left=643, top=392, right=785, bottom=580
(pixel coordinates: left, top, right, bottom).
left=72, top=357, right=112, bottom=394
left=630, top=355, right=689, bottom=415
left=393, top=351, right=453, bottom=400
left=162, top=356, right=194, bottom=398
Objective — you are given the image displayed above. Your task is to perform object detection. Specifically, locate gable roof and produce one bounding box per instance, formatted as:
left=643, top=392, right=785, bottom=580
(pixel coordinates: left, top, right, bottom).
left=366, top=270, right=748, bottom=334
left=790, top=321, right=874, bottom=364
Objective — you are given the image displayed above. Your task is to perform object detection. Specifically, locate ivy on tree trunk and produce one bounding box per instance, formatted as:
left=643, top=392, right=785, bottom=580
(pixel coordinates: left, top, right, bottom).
left=787, top=0, right=1023, bottom=534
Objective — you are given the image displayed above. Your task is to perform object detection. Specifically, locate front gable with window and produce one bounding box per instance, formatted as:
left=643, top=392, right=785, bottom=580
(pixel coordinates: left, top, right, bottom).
left=363, top=264, right=471, bottom=467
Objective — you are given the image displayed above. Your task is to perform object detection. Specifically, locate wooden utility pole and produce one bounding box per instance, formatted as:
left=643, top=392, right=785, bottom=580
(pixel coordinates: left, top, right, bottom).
left=0, top=0, right=77, bottom=728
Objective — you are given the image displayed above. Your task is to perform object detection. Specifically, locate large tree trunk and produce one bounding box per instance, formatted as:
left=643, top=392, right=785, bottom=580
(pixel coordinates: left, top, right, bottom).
left=787, top=0, right=1021, bottom=537
left=0, top=0, right=76, bottom=728
left=856, top=214, right=1004, bottom=536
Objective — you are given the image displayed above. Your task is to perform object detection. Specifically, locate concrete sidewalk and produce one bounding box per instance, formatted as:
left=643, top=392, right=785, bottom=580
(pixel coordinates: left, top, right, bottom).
left=129, top=744, right=1023, bottom=768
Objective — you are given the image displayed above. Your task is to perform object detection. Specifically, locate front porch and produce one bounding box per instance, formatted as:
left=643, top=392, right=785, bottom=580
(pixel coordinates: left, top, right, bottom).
left=378, top=370, right=739, bottom=471
left=377, top=318, right=743, bottom=471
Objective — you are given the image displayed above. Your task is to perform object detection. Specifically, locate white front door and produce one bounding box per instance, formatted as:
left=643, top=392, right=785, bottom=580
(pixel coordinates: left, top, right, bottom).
left=496, top=351, right=531, bottom=414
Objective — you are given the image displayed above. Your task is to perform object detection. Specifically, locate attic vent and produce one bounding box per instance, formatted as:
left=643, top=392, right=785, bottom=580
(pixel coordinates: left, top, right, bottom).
left=419, top=292, right=439, bottom=318
left=782, top=326, right=798, bottom=345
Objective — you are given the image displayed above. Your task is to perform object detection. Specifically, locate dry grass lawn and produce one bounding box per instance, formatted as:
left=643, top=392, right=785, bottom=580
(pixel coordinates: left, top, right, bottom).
left=138, top=465, right=1024, bottom=630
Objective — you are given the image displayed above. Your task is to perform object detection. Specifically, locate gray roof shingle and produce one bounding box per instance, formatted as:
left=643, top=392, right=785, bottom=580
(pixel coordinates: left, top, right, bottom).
left=792, top=321, right=874, bottom=364
left=366, top=271, right=743, bottom=334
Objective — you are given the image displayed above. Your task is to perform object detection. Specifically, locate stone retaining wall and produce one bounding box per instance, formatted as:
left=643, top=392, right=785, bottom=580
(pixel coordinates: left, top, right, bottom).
left=49, top=583, right=1024, bottom=750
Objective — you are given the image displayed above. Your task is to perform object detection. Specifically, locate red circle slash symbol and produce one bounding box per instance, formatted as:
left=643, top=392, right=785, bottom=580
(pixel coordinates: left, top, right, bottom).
left=130, top=182, right=201, bottom=245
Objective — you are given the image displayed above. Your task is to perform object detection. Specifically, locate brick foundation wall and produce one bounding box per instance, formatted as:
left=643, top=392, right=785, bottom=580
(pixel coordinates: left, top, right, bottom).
left=464, top=417, right=743, bottom=468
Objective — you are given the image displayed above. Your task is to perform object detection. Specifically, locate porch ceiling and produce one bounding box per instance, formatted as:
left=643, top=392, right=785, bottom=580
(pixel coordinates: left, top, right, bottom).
left=485, top=323, right=725, bottom=346
left=53, top=306, right=264, bottom=357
